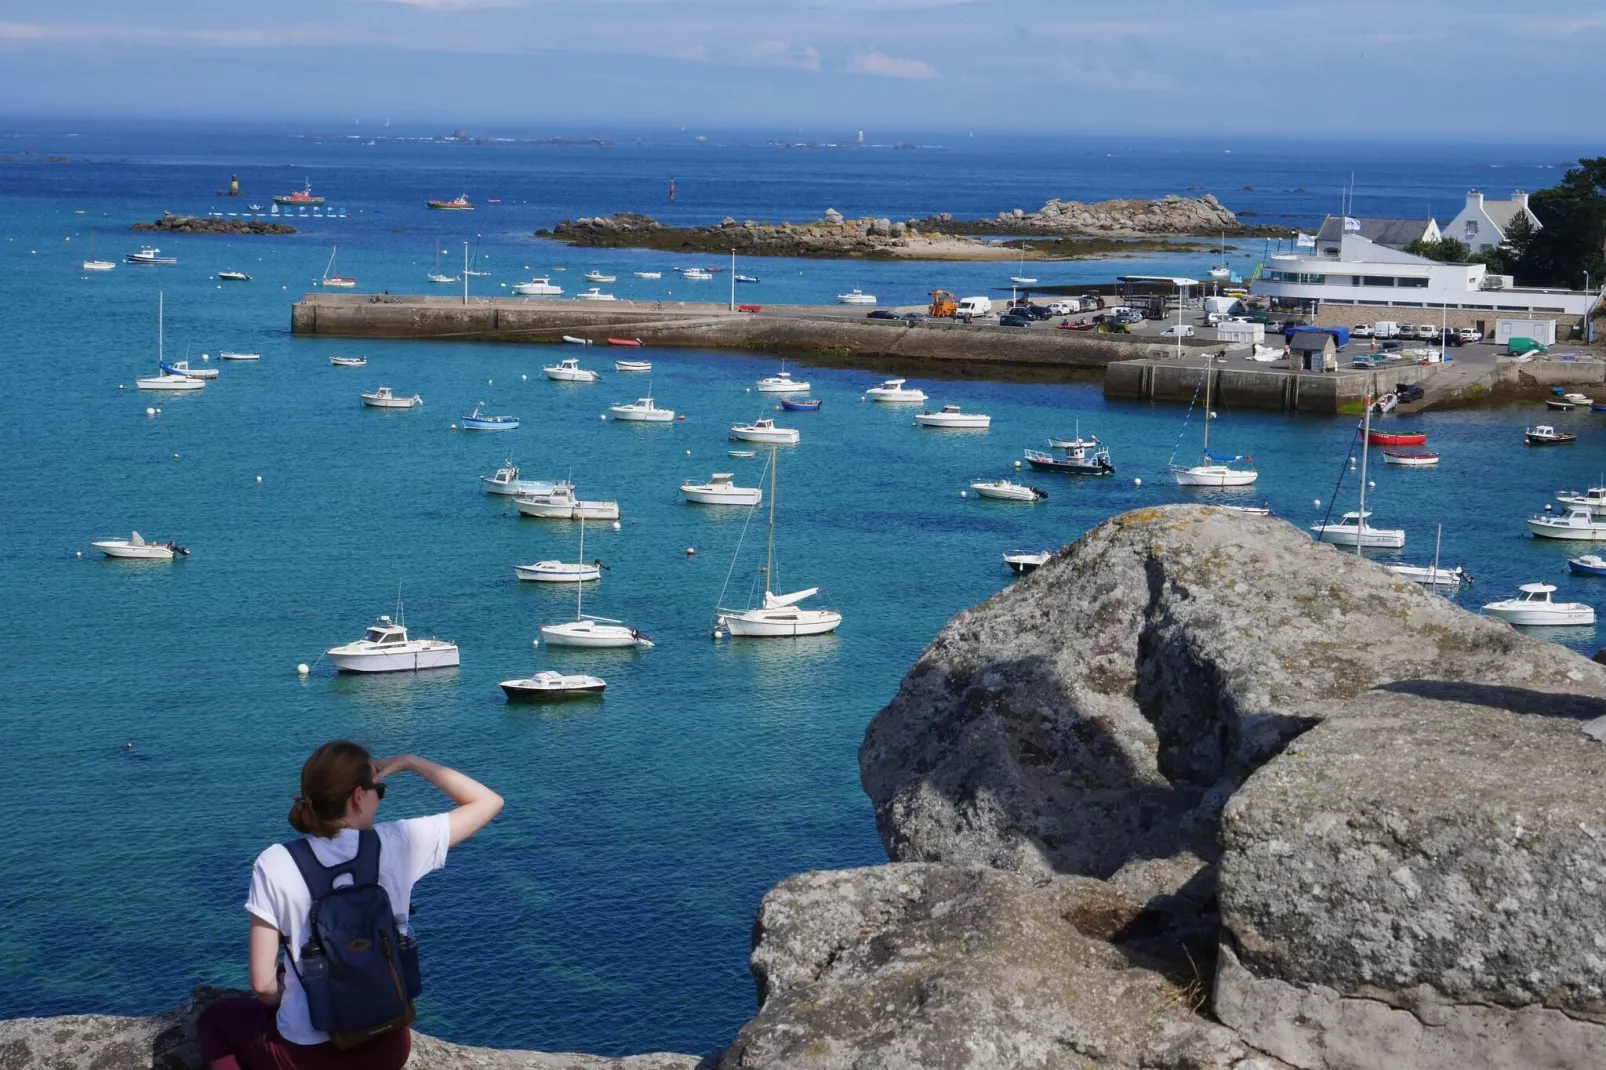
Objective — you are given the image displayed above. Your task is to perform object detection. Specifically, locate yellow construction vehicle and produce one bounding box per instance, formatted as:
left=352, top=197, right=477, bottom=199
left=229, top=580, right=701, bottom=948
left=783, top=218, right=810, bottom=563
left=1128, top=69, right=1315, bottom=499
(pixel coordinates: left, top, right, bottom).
left=928, top=289, right=957, bottom=318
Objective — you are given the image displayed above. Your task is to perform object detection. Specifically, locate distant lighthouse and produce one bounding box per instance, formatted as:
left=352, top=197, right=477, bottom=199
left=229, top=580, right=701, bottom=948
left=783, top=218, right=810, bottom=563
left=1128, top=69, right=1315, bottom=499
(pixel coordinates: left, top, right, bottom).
left=668, top=178, right=676, bottom=203
left=857, top=129, right=864, bottom=146
left=229, top=174, right=239, bottom=197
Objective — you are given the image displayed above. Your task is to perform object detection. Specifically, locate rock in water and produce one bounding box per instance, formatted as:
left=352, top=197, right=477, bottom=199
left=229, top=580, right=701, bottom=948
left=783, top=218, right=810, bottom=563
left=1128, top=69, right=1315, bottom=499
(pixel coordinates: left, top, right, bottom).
left=1217, top=688, right=1606, bottom=1069
left=860, top=506, right=1606, bottom=883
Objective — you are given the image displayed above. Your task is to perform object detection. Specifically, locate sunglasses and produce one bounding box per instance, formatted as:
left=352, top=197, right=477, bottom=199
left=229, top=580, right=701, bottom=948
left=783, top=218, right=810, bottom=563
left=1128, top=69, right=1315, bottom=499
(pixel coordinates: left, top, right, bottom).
left=365, top=782, right=387, bottom=801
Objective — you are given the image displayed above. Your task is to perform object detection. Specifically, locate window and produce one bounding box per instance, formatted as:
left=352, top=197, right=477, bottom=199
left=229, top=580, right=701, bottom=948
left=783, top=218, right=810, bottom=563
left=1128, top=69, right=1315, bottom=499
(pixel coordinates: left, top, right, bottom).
left=1397, top=277, right=1429, bottom=289
left=1465, top=220, right=1479, bottom=237
left=1362, top=276, right=1396, bottom=287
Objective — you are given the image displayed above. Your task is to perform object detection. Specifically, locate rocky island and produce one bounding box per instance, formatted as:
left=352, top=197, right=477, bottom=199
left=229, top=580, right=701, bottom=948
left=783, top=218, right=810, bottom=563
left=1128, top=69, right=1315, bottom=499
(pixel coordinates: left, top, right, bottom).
left=9, top=506, right=1605, bottom=1069
left=544, top=195, right=1275, bottom=261
left=132, top=213, right=297, bottom=235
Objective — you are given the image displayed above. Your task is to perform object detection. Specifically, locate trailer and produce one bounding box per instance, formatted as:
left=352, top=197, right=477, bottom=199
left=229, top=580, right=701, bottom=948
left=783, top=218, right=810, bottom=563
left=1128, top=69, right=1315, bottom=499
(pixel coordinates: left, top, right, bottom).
left=1495, top=318, right=1558, bottom=347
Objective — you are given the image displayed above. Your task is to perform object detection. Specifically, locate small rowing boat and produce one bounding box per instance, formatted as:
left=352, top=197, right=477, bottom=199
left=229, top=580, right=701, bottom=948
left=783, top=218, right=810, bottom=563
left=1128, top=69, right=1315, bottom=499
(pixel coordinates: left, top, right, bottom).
left=1365, top=429, right=1427, bottom=446
left=607, top=338, right=644, bottom=347
left=1381, top=449, right=1439, bottom=467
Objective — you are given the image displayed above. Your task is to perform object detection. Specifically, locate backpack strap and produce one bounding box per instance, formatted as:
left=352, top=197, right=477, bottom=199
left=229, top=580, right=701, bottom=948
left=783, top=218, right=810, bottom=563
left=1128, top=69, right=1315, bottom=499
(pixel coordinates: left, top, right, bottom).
left=285, top=829, right=384, bottom=899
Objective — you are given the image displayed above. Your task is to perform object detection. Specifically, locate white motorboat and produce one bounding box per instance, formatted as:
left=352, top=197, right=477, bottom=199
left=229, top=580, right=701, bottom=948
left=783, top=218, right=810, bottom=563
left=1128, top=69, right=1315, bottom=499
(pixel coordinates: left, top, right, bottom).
left=681, top=472, right=762, bottom=506
left=514, top=485, right=620, bottom=521
left=535, top=520, right=650, bottom=648
left=574, top=288, right=617, bottom=302
left=1526, top=425, right=1576, bottom=446
left=729, top=418, right=799, bottom=445
left=217, top=271, right=252, bottom=282
left=544, top=358, right=600, bottom=383
left=583, top=271, right=617, bottom=283
left=1311, top=511, right=1406, bottom=549
left=615, top=360, right=653, bottom=373
left=361, top=387, right=422, bottom=409
left=325, top=613, right=460, bottom=673
left=513, top=560, right=601, bottom=583
left=681, top=269, right=714, bottom=281
left=512, top=277, right=563, bottom=296
left=1556, top=487, right=1606, bottom=515
left=970, top=479, right=1047, bottom=502
left=137, top=372, right=204, bottom=391
left=330, top=356, right=367, bottom=368
left=1482, top=584, right=1595, bottom=626
left=1170, top=365, right=1257, bottom=486
left=1381, top=450, right=1439, bottom=467
left=756, top=369, right=810, bottom=394
left=633, top=271, right=663, bottom=280
left=83, top=228, right=115, bottom=271
left=865, top=378, right=928, bottom=403
left=715, top=451, right=842, bottom=638
left=1565, top=393, right=1594, bottom=406
left=164, top=360, right=217, bottom=381
left=218, top=352, right=261, bottom=361
left=608, top=395, right=675, bottom=422
left=1003, top=550, right=1051, bottom=574
left=126, top=247, right=177, bottom=266
left=1528, top=506, right=1606, bottom=541
left=914, top=405, right=990, bottom=429
left=1372, top=393, right=1398, bottom=414
left=561, top=336, right=592, bottom=346
left=426, top=273, right=458, bottom=285
left=481, top=463, right=565, bottom=497
left=837, top=289, right=876, bottom=305
left=500, top=670, right=606, bottom=701
left=91, top=531, right=188, bottom=560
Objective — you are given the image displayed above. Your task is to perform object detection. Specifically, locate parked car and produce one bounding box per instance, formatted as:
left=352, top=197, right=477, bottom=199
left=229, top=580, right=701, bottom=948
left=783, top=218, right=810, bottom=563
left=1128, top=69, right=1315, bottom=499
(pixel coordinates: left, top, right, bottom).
left=1047, top=300, right=1077, bottom=315
left=999, top=313, right=1032, bottom=327
left=1414, top=324, right=1439, bottom=340
left=1351, top=323, right=1375, bottom=338
left=1379, top=340, right=1404, bottom=352
left=1459, top=327, right=1484, bottom=343
left=1397, top=383, right=1425, bottom=403
left=900, top=312, right=927, bottom=323
left=1436, top=329, right=1464, bottom=347
left=1160, top=324, right=1196, bottom=338
left=1264, top=320, right=1285, bottom=333
left=866, top=309, right=899, bottom=320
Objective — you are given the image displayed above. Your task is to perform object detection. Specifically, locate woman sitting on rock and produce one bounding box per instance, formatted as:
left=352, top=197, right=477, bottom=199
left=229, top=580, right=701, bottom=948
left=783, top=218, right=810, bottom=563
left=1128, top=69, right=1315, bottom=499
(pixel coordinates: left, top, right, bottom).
left=198, top=741, right=503, bottom=1070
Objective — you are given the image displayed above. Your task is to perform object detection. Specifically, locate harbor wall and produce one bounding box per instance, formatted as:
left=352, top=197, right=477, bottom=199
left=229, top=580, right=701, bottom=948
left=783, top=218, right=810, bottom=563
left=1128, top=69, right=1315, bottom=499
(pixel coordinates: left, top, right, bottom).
left=289, top=294, right=1200, bottom=372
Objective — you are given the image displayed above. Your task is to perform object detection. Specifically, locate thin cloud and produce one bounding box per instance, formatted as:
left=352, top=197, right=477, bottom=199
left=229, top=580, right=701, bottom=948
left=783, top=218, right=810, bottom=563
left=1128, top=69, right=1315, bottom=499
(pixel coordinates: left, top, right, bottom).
left=738, top=41, right=822, bottom=71
left=355, top=0, right=525, bottom=9
left=847, top=49, right=936, bottom=79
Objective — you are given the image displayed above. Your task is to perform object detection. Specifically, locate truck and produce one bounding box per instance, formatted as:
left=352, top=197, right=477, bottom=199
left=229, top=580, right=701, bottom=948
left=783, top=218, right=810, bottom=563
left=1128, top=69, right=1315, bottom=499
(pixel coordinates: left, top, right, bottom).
left=954, top=296, right=992, bottom=319
left=1286, top=325, right=1350, bottom=350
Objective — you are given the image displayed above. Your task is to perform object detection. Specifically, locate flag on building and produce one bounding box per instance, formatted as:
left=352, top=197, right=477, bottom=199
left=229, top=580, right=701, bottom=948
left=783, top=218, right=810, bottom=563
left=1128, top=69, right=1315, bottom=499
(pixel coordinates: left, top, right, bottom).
left=1296, top=232, right=1315, bottom=247
left=1343, top=216, right=1361, bottom=231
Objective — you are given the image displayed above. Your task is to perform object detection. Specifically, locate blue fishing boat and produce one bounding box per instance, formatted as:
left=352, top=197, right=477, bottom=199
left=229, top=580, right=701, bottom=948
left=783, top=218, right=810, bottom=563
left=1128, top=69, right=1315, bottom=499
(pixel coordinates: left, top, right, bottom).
left=1569, top=554, right=1606, bottom=576
left=462, top=404, right=519, bottom=432
left=780, top=397, right=821, bottom=412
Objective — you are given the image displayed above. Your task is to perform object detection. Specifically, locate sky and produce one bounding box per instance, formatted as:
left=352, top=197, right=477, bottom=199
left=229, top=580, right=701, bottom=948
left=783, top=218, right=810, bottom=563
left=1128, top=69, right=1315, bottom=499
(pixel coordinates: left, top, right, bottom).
left=0, top=0, right=1603, bottom=137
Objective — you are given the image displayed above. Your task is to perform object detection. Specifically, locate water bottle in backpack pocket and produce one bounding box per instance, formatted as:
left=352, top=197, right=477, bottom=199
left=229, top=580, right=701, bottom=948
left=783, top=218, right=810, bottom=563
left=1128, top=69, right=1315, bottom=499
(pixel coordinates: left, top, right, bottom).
left=285, top=830, right=422, bottom=1050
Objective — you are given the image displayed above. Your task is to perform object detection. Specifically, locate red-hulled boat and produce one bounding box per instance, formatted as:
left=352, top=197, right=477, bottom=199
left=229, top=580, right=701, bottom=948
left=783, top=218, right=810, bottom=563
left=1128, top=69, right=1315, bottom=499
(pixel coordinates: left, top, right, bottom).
left=273, top=181, right=324, bottom=206
left=1366, top=430, right=1427, bottom=446
left=607, top=338, right=644, bottom=347
left=427, top=195, right=474, bottom=211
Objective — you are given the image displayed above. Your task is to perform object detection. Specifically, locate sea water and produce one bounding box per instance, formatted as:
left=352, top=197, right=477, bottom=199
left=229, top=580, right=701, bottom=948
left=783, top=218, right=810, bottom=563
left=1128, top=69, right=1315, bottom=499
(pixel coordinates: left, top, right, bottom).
left=0, top=126, right=1601, bottom=1056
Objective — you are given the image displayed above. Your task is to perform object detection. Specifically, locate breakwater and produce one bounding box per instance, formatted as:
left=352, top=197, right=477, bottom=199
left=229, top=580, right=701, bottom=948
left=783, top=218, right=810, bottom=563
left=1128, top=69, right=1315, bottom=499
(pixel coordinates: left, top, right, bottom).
left=290, top=293, right=1196, bottom=374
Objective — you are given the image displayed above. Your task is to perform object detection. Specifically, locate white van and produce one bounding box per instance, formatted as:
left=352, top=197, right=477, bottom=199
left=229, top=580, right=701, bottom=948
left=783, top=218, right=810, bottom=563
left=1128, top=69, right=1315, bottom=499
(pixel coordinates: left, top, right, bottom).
left=955, top=296, right=992, bottom=319
left=1372, top=321, right=1402, bottom=339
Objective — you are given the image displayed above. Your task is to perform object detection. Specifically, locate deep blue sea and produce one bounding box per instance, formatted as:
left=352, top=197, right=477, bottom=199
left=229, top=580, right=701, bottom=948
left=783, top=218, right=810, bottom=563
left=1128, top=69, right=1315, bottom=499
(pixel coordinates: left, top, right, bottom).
left=1, top=125, right=1602, bottom=1057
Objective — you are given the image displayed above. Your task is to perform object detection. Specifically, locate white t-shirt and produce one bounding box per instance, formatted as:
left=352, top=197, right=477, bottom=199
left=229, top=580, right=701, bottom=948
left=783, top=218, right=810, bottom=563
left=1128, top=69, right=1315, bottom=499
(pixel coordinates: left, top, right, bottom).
left=245, top=815, right=450, bottom=1045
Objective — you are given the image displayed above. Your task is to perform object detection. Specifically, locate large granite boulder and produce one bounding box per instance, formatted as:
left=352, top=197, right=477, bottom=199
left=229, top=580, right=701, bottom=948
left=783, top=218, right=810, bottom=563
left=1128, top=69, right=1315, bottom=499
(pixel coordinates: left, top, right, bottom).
left=1217, top=688, right=1606, bottom=1069
left=860, top=506, right=1606, bottom=883
left=719, top=864, right=1288, bottom=1070
left=0, top=986, right=704, bottom=1070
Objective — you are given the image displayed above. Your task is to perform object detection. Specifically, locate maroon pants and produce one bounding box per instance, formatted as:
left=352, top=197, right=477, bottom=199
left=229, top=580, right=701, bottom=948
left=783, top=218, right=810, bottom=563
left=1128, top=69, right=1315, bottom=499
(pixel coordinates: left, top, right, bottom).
left=197, top=996, right=411, bottom=1070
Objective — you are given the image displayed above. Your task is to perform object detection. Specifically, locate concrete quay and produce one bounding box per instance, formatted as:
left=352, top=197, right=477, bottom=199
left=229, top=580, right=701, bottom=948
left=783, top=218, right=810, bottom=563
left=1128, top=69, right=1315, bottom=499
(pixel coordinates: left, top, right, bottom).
left=289, top=293, right=1201, bottom=377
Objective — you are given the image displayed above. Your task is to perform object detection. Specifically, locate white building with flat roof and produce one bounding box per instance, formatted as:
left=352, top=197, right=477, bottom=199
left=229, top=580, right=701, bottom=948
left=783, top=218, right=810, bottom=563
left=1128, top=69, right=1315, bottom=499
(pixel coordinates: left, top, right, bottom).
left=1443, top=190, right=1541, bottom=253
left=1255, top=232, right=1596, bottom=318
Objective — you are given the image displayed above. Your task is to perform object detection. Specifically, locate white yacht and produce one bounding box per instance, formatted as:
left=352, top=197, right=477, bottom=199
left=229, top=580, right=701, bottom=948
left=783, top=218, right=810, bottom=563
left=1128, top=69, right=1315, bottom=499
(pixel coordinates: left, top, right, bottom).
left=1482, top=584, right=1595, bottom=626
left=837, top=289, right=876, bottom=305
left=583, top=271, right=617, bottom=283
left=127, top=247, right=178, bottom=266
left=544, top=358, right=600, bottom=383
left=1529, top=506, right=1606, bottom=541
left=91, top=532, right=188, bottom=560
left=82, top=228, right=115, bottom=271
left=914, top=405, right=990, bottom=429
left=164, top=360, right=217, bottom=381
left=574, top=288, right=617, bottom=302
left=865, top=379, right=928, bottom=404
left=1311, top=511, right=1406, bottom=549
left=500, top=670, right=607, bottom=701
left=1385, top=563, right=1470, bottom=586
left=536, top=518, right=652, bottom=648
left=681, top=472, right=762, bottom=506
left=325, top=614, right=460, bottom=673
left=729, top=418, right=800, bottom=445
left=970, top=479, right=1047, bottom=502
left=513, top=559, right=601, bottom=583
left=361, top=387, right=422, bottom=409
left=480, top=462, right=564, bottom=498
left=715, top=452, right=841, bottom=638
left=633, top=271, right=663, bottom=280
left=756, top=370, right=810, bottom=394
left=512, top=278, right=563, bottom=296
left=1556, top=487, right=1606, bottom=515
left=681, top=268, right=714, bottom=281
left=137, top=372, right=204, bottom=391
left=608, top=396, right=675, bottom=422
left=514, top=485, right=620, bottom=520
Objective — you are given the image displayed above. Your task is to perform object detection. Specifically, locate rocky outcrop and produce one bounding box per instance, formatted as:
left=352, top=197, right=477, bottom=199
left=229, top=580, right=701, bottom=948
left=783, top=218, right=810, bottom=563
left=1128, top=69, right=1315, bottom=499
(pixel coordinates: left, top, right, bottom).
left=860, top=505, right=1606, bottom=882
left=0, top=986, right=704, bottom=1070
left=131, top=213, right=296, bottom=235
left=1217, top=688, right=1606, bottom=1069
left=721, top=864, right=1288, bottom=1070
left=919, top=194, right=1262, bottom=238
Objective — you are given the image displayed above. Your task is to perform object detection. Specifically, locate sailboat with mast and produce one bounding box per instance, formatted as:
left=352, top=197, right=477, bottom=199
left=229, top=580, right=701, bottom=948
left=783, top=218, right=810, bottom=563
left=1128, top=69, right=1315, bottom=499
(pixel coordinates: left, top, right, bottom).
left=426, top=241, right=458, bottom=284
left=1170, top=362, right=1257, bottom=486
left=136, top=292, right=205, bottom=391
left=320, top=245, right=357, bottom=288
left=1009, top=242, right=1037, bottom=286
left=1311, top=391, right=1406, bottom=549
left=715, top=450, right=842, bottom=638
left=1209, top=232, right=1232, bottom=282
left=82, top=227, right=116, bottom=272
left=537, top=518, right=654, bottom=649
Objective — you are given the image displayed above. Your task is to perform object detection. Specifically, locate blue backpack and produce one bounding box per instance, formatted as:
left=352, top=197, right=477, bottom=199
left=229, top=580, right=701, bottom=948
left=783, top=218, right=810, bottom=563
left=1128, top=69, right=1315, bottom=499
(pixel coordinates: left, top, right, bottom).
left=284, top=830, right=423, bottom=1049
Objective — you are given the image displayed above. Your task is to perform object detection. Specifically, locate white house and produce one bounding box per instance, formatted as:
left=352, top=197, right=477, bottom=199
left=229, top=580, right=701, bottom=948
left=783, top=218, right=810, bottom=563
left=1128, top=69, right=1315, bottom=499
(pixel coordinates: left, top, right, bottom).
left=1255, top=232, right=1596, bottom=317
left=1443, top=190, right=1541, bottom=253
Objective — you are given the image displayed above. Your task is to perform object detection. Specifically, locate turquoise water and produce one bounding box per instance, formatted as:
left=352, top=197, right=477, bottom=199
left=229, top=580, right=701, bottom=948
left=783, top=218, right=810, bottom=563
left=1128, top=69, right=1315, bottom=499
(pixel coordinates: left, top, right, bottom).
left=2, top=129, right=1604, bottom=1056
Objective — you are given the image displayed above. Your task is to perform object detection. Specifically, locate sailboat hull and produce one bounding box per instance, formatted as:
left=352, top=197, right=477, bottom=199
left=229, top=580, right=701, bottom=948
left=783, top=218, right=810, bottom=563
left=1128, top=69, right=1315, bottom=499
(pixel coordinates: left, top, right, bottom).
left=1173, top=466, right=1258, bottom=487
left=720, top=609, right=842, bottom=637
left=538, top=622, right=650, bottom=648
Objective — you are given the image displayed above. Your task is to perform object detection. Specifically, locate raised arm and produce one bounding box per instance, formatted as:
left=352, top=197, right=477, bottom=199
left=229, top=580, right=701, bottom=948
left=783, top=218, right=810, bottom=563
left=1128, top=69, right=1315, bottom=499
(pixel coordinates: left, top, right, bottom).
left=374, top=754, right=504, bottom=846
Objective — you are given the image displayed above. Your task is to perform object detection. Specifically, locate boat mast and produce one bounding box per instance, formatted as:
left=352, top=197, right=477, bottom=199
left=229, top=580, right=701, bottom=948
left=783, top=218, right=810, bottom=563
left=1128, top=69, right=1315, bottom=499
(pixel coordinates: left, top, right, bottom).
left=463, top=242, right=469, bottom=306
left=764, top=448, right=778, bottom=597
left=1431, top=522, right=1442, bottom=584
left=1356, top=383, right=1372, bottom=558
left=157, top=289, right=163, bottom=365
left=576, top=515, right=585, bottom=621
left=1201, top=360, right=1211, bottom=455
